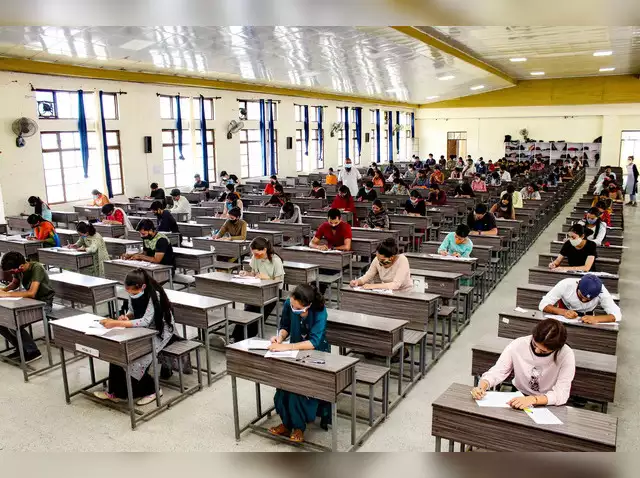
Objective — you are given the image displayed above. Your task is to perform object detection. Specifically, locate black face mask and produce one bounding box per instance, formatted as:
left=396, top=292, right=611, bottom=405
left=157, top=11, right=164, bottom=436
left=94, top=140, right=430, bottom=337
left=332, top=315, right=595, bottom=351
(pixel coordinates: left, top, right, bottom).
left=230, top=219, right=238, bottom=224
left=530, top=341, right=554, bottom=357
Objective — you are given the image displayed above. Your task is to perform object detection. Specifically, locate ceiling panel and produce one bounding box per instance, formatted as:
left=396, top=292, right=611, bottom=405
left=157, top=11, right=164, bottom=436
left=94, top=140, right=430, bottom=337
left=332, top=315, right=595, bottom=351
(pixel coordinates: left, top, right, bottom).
left=430, top=26, right=640, bottom=79
left=0, top=26, right=513, bottom=104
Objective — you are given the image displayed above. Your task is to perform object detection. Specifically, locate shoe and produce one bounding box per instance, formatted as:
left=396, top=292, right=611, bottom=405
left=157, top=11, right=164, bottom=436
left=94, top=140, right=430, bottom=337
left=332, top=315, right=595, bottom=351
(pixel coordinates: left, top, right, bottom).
left=625, top=201, right=632, bottom=205
left=269, top=423, right=290, bottom=436
left=24, top=351, right=42, bottom=364
left=136, top=389, right=163, bottom=406
left=290, top=429, right=304, bottom=443
left=633, top=202, right=638, bottom=207
left=93, top=391, right=122, bottom=402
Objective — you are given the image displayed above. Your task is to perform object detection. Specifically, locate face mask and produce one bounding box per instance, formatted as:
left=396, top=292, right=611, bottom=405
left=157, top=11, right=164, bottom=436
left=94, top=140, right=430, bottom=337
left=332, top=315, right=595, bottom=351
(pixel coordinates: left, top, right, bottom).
left=290, top=302, right=310, bottom=315
left=530, top=341, right=554, bottom=357
left=330, top=223, right=339, bottom=229
left=271, top=180, right=276, bottom=184
left=345, top=165, right=352, bottom=170
left=93, top=195, right=98, bottom=199
left=379, top=258, right=393, bottom=266
left=129, top=288, right=145, bottom=299
left=500, top=206, right=508, bottom=211
left=569, top=237, right=582, bottom=247
left=586, top=217, right=597, bottom=225
left=410, top=198, right=418, bottom=205
left=230, top=218, right=238, bottom=224
left=365, top=188, right=371, bottom=194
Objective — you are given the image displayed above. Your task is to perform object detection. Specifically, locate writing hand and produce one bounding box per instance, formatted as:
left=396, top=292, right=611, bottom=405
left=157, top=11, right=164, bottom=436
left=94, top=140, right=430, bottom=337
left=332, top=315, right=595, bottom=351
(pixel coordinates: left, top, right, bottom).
left=349, top=280, right=359, bottom=287
left=581, top=315, right=600, bottom=324
left=452, top=252, right=461, bottom=257
left=563, top=310, right=579, bottom=319
left=117, top=315, right=129, bottom=321
left=470, top=387, right=486, bottom=400
left=270, top=336, right=280, bottom=344
left=268, top=343, right=290, bottom=352
left=548, top=262, right=556, bottom=269
left=508, top=396, right=537, bottom=410
left=439, top=250, right=448, bottom=256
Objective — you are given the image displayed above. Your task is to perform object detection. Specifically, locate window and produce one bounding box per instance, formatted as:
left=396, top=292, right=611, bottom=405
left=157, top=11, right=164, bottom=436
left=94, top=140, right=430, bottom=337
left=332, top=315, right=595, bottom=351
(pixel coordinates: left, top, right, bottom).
left=352, top=137, right=361, bottom=165
left=369, top=109, right=377, bottom=124
left=294, top=104, right=303, bottom=123
left=162, top=129, right=192, bottom=188
left=238, top=100, right=278, bottom=121
left=40, top=131, right=123, bottom=204
left=240, top=129, right=278, bottom=178
left=296, top=129, right=321, bottom=172
left=35, top=90, right=118, bottom=120
left=295, top=105, right=321, bottom=123
left=399, top=129, right=412, bottom=161
left=370, top=128, right=388, bottom=163
left=194, top=129, right=216, bottom=182
left=159, top=95, right=190, bottom=120
left=337, top=128, right=346, bottom=167
left=192, top=97, right=215, bottom=120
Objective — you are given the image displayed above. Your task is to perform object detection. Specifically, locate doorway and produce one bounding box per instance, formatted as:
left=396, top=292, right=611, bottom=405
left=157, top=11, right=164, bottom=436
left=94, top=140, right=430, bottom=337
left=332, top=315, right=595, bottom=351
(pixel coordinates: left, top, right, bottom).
left=447, top=131, right=467, bottom=159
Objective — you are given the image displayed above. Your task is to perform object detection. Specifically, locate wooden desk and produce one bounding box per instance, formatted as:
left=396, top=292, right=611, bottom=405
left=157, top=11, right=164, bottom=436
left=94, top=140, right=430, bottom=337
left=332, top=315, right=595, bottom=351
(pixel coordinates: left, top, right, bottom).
left=49, top=271, right=118, bottom=315
left=111, top=202, right=135, bottom=213
left=55, top=228, right=80, bottom=246
left=0, top=236, right=45, bottom=257
left=104, top=260, right=173, bottom=288
left=0, top=297, right=53, bottom=381
left=93, top=223, right=126, bottom=238
left=242, top=210, right=268, bottom=226
left=516, top=283, right=620, bottom=311
left=277, top=246, right=353, bottom=277
left=351, top=228, right=400, bottom=244
left=257, top=222, right=311, bottom=245
left=409, top=269, right=462, bottom=299
left=550, top=241, right=623, bottom=260
left=282, top=261, right=320, bottom=287
left=308, top=208, right=353, bottom=224
left=246, top=229, right=284, bottom=246
left=73, top=206, right=102, bottom=221
left=405, top=252, right=477, bottom=276
left=177, top=222, right=212, bottom=238
left=192, top=237, right=250, bottom=262
left=173, top=247, right=215, bottom=272
left=227, top=340, right=359, bottom=451
left=351, top=238, right=381, bottom=260
left=195, top=272, right=281, bottom=336
left=103, top=237, right=143, bottom=258
left=432, top=383, right=617, bottom=452
left=51, top=211, right=79, bottom=225
left=557, top=232, right=624, bottom=247
left=195, top=216, right=226, bottom=229
left=191, top=204, right=224, bottom=217
left=37, top=247, right=94, bottom=273
left=471, top=335, right=617, bottom=408
left=51, top=314, right=160, bottom=429
left=129, top=197, right=155, bottom=210
left=183, top=191, right=207, bottom=203
left=528, top=266, right=619, bottom=293
left=6, top=216, right=32, bottom=232
left=538, top=253, right=620, bottom=275
left=498, top=309, right=619, bottom=355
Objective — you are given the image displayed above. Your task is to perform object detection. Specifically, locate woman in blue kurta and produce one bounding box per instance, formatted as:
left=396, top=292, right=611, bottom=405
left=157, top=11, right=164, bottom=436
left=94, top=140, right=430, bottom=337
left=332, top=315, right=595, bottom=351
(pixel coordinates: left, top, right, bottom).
left=267, top=284, right=330, bottom=443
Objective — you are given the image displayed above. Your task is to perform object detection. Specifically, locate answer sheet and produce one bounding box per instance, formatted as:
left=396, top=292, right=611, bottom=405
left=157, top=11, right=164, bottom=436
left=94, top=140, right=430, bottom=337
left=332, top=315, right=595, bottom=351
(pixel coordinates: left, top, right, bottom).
left=475, top=391, right=524, bottom=408
left=524, top=407, right=563, bottom=425
left=265, top=350, right=299, bottom=359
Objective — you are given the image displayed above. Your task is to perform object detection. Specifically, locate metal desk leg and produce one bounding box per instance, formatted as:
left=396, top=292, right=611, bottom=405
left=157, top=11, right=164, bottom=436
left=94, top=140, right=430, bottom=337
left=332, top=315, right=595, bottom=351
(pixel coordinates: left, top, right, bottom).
left=259, top=305, right=265, bottom=338
left=60, top=348, right=71, bottom=403
left=89, top=357, right=96, bottom=384
left=398, top=345, right=404, bottom=396
left=15, top=325, right=28, bottom=382
left=331, top=402, right=338, bottom=452
left=204, top=324, right=212, bottom=386
left=151, top=341, right=161, bottom=407
left=41, top=311, right=54, bottom=366
left=435, top=436, right=441, bottom=452
left=431, top=312, right=437, bottom=360
left=231, top=375, right=240, bottom=441
left=224, top=307, right=229, bottom=344
left=125, top=365, right=136, bottom=430
left=255, top=383, right=262, bottom=417
left=351, top=372, right=356, bottom=446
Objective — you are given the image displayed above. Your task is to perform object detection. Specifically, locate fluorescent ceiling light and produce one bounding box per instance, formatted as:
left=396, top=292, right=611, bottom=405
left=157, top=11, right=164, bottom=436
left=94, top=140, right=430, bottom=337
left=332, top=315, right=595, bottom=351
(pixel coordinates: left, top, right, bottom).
left=385, top=87, right=402, bottom=92
left=599, top=67, right=616, bottom=72
left=437, top=75, right=455, bottom=81
left=530, top=71, right=545, bottom=76
left=426, top=96, right=440, bottom=100
left=299, top=71, right=320, bottom=78
left=470, top=85, right=485, bottom=91
left=593, top=50, right=613, bottom=56
left=509, top=57, right=527, bottom=62
left=119, top=39, right=154, bottom=51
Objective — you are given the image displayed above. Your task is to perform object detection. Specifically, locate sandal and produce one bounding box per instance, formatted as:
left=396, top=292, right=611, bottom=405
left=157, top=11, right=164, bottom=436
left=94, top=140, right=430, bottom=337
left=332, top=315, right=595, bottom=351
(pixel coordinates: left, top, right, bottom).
left=269, top=423, right=290, bottom=436
left=290, top=429, right=304, bottom=442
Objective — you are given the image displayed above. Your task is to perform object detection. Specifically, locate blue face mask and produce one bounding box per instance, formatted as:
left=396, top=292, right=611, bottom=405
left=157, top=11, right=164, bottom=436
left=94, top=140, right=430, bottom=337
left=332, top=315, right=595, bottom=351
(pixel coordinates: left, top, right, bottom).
left=290, top=302, right=309, bottom=315
left=586, top=217, right=597, bottom=224
left=226, top=202, right=232, bottom=210
left=365, top=188, right=371, bottom=194
left=129, top=288, right=145, bottom=299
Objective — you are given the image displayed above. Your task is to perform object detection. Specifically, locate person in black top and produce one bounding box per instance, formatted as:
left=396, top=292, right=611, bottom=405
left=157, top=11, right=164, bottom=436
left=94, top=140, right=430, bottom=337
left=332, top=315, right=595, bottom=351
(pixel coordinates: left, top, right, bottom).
left=467, top=203, right=498, bottom=235
left=309, top=181, right=326, bottom=199
left=454, top=178, right=475, bottom=198
left=148, top=183, right=166, bottom=202
left=356, top=181, right=378, bottom=202
left=405, top=190, right=426, bottom=216
left=490, top=193, right=515, bottom=220
left=217, top=183, right=235, bottom=202
left=549, top=223, right=597, bottom=272
left=150, top=201, right=180, bottom=233
left=264, top=183, right=287, bottom=207
left=192, top=174, right=209, bottom=191
left=367, top=162, right=379, bottom=178
left=124, top=219, right=176, bottom=270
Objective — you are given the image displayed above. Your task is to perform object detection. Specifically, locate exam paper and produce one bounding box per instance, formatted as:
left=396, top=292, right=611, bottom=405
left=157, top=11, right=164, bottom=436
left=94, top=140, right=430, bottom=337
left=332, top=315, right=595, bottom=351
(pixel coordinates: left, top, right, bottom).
left=514, top=307, right=528, bottom=313
left=475, top=391, right=524, bottom=408
left=231, top=276, right=261, bottom=285
left=112, top=259, right=161, bottom=268
left=0, top=297, right=22, bottom=301
left=524, top=407, right=563, bottom=425
left=544, top=314, right=582, bottom=324
left=265, top=350, right=299, bottom=359
left=84, top=328, right=110, bottom=336
left=246, top=339, right=271, bottom=350
left=428, top=253, right=474, bottom=262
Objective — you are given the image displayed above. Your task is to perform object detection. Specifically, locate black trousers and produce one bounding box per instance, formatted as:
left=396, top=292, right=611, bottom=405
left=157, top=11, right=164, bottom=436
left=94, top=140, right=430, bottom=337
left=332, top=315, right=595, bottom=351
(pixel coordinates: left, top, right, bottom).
left=107, top=363, right=156, bottom=399
left=231, top=302, right=277, bottom=342
left=0, top=326, right=39, bottom=355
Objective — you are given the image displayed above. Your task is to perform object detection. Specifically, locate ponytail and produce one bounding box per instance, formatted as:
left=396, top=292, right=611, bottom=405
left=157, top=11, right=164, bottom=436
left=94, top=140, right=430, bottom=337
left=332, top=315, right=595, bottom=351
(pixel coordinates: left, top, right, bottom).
left=250, top=236, right=276, bottom=261
left=291, top=284, right=325, bottom=312
left=124, top=269, right=174, bottom=335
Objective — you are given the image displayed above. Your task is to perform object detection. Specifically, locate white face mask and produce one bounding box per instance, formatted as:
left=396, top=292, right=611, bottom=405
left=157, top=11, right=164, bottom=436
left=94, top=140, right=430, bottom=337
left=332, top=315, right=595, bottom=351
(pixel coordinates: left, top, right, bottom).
left=569, top=237, right=582, bottom=247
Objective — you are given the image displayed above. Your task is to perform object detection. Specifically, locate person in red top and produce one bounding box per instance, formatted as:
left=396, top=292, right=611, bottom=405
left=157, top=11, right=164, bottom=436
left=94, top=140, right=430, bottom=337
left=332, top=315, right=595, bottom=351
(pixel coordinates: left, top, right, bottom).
left=426, top=183, right=447, bottom=206
left=330, top=185, right=358, bottom=226
left=312, top=208, right=353, bottom=251
left=263, top=175, right=278, bottom=195
left=429, top=166, right=444, bottom=185
left=26, top=214, right=58, bottom=247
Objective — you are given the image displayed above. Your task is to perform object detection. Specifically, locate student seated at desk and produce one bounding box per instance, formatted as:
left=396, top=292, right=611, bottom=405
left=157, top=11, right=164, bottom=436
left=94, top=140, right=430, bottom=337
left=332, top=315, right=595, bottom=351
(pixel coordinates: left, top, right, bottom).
left=490, top=193, right=516, bottom=220
left=578, top=207, right=607, bottom=246
left=95, top=269, right=175, bottom=405
left=0, top=251, right=56, bottom=363
left=169, top=189, right=192, bottom=220
left=68, top=222, right=109, bottom=276
left=268, top=284, right=330, bottom=442
left=471, top=319, right=576, bottom=409
left=26, top=196, right=52, bottom=222
left=454, top=178, right=475, bottom=198
left=274, top=201, right=302, bottom=224
left=213, top=207, right=247, bottom=241
left=216, top=183, right=235, bottom=202
left=372, top=170, right=385, bottom=188
left=449, top=167, right=463, bottom=180
left=101, top=204, right=134, bottom=232
left=331, top=185, right=358, bottom=226
left=430, top=165, right=445, bottom=185
left=364, top=199, right=389, bottom=230
left=147, top=182, right=166, bottom=203
left=438, top=224, right=473, bottom=257
left=521, top=183, right=541, bottom=200
left=219, top=170, right=232, bottom=187
left=309, top=181, right=326, bottom=199
left=263, top=175, right=279, bottom=196
left=471, top=174, right=487, bottom=192
left=356, top=181, right=378, bottom=202
left=263, top=183, right=287, bottom=207
left=150, top=201, right=180, bottom=233
left=486, top=170, right=502, bottom=187
left=311, top=208, right=352, bottom=252
left=90, top=189, right=110, bottom=207
left=366, top=162, right=379, bottom=178
left=231, top=237, right=284, bottom=343
left=590, top=199, right=612, bottom=227
left=26, top=214, right=60, bottom=246
left=604, top=181, right=624, bottom=203
left=467, top=204, right=498, bottom=236
left=124, top=220, right=176, bottom=270
left=539, top=274, right=621, bottom=324
left=411, top=170, right=429, bottom=189
left=350, top=238, right=412, bottom=292
left=405, top=190, right=426, bottom=217
left=500, top=184, right=523, bottom=208
left=426, top=183, right=447, bottom=206
left=549, top=223, right=597, bottom=273
left=387, top=177, right=409, bottom=196
left=192, top=173, right=209, bottom=192
left=221, top=190, right=244, bottom=219
left=325, top=168, right=338, bottom=185
left=402, top=164, right=416, bottom=183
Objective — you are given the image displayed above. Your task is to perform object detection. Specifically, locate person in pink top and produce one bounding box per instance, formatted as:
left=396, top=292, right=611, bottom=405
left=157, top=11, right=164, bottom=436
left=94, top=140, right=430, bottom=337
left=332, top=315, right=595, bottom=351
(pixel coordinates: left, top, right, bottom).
left=471, top=174, right=487, bottom=192
left=471, top=319, right=576, bottom=409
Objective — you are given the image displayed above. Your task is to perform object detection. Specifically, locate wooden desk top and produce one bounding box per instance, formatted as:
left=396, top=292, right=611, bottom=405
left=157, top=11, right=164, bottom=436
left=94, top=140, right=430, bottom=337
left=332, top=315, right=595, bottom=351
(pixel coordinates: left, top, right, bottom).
left=405, top=252, right=477, bottom=264
left=103, top=237, right=143, bottom=245
left=0, top=297, right=44, bottom=311
left=499, top=308, right=620, bottom=333
left=173, top=247, right=215, bottom=257
left=409, top=268, right=463, bottom=280
left=104, top=259, right=173, bottom=271
left=49, top=271, right=118, bottom=288
left=282, top=261, right=320, bottom=270
left=328, top=308, right=408, bottom=332
left=164, top=288, right=231, bottom=309
left=340, top=285, right=440, bottom=302
left=38, top=247, right=91, bottom=257
left=51, top=313, right=157, bottom=344
left=195, top=271, right=282, bottom=288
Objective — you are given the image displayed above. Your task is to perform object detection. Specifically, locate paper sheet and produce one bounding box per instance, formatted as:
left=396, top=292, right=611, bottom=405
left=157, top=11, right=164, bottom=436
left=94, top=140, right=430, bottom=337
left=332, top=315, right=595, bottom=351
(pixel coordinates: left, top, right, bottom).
left=544, top=314, right=582, bottom=324
left=84, top=328, right=110, bottom=336
left=231, top=276, right=262, bottom=285
left=524, top=407, right=563, bottom=425
left=0, top=297, right=22, bottom=301
left=475, top=391, right=524, bottom=408
left=352, top=286, right=394, bottom=295
left=265, top=350, right=299, bottom=359
left=246, top=339, right=271, bottom=350
left=514, top=307, right=528, bottom=313
left=112, top=259, right=161, bottom=269
left=428, top=253, right=474, bottom=262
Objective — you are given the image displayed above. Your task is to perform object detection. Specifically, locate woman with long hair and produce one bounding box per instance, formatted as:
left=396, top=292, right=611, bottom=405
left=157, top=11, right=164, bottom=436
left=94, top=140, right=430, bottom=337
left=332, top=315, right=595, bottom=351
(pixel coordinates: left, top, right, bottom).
left=490, top=193, right=516, bottom=220
left=26, top=214, right=60, bottom=247
left=27, top=196, right=52, bottom=222
left=96, top=269, right=175, bottom=405
left=330, top=185, right=358, bottom=226
left=68, top=222, right=110, bottom=276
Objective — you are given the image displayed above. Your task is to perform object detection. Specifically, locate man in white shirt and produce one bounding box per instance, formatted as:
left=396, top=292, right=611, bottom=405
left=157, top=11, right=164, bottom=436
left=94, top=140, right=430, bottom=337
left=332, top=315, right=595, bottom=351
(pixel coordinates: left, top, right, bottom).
left=169, top=188, right=192, bottom=220
left=500, top=165, right=512, bottom=182
left=338, top=158, right=362, bottom=197
left=538, top=274, right=621, bottom=323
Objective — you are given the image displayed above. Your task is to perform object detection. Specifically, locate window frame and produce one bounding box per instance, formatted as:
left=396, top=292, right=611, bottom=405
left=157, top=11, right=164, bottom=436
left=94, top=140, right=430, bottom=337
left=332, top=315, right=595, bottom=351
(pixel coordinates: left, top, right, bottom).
left=194, top=128, right=217, bottom=183
left=35, top=89, right=118, bottom=120
left=238, top=99, right=278, bottom=121
left=162, top=128, right=193, bottom=188
left=239, top=128, right=278, bottom=178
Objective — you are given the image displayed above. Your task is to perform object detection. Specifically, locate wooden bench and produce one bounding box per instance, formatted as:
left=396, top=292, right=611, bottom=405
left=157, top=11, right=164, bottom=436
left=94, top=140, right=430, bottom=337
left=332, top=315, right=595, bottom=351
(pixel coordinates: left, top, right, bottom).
left=355, top=362, right=390, bottom=428
left=159, top=339, right=203, bottom=398
left=403, top=329, right=427, bottom=381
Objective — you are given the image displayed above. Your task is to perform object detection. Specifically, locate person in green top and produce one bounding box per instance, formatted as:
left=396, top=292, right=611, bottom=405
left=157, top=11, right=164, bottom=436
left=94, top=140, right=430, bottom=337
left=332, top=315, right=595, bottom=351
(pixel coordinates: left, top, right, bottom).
left=0, top=251, right=56, bottom=363
left=231, top=237, right=284, bottom=343
left=68, top=222, right=110, bottom=276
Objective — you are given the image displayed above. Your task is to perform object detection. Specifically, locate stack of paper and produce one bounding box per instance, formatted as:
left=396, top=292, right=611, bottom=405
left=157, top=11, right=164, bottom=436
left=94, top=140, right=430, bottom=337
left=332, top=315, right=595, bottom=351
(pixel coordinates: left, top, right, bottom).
left=231, top=276, right=262, bottom=285
left=265, top=350, right=299, bottom=359
left=544, top=314, right=582, bottom=324
left=514, top=307, right=528, bottom=313
left=428, top=253, right=473, bottom=262
left=246, top=339, right=271, bottom=350
left=475, top=391, right=524, bottom=407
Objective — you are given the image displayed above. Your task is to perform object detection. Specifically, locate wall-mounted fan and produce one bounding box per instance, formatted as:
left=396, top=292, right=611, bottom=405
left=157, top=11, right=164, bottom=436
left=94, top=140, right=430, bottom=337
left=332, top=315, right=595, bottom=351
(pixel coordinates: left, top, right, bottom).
left=227, top=120, right=244, bottom=139
left=393, top=124, right=405, bottom=134
left=330, top=122, right=343, bottom=137
left=12, top=117, right=38, bottom=148
left=37, top=101, right=55, bottom=118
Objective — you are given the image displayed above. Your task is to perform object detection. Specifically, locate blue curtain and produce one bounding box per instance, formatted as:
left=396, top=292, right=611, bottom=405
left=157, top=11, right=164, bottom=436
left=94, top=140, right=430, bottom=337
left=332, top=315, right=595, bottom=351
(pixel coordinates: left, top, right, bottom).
left=387, top=111, right=393, bottom=162
left=175, top=95, right=184, bottom=159
left=98, top=91, right=113, bottom=197
left=77, top=90, right=90, bottom=178
left=344, top=106, right=350, bottom=160
left=199, top=95, right=209, bottom=182
left=303, top=105, right=310, bottom=156
left=411, top=112, right=415, bottom=138
left=375, top=109, right=381, bottom=163
left=317, top=106, right=324, bottom=168
left=259, top=99, right=267, bottom=176
left=396, top=111, right=401, bottom=155
left=354, top=107, right=362, bottom=159
left=268, top=100, right=276, bottom=175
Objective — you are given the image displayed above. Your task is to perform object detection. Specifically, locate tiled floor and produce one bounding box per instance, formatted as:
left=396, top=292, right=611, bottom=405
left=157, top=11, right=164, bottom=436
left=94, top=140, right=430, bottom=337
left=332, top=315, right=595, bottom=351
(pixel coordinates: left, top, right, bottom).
left=0, top=177, right=636, bottom=451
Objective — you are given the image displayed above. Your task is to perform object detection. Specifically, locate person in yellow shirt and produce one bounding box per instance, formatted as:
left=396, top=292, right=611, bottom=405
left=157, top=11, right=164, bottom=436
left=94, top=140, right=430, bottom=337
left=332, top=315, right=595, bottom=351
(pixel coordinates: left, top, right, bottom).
left=325, top=168, right=338, bottom=185
left=91, top=189, right=110, bottom=207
